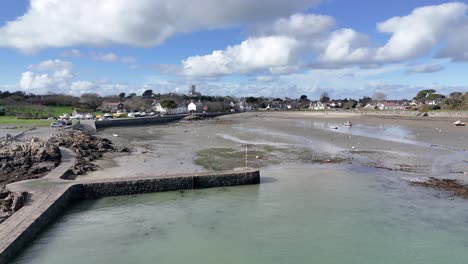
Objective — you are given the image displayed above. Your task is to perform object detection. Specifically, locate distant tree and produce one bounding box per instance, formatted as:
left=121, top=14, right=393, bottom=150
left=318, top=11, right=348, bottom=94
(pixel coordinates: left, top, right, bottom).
left=161, top=99, right=177, bottom=109
left=359, top=96, right=372, bottom=106
left=118, top=92, right=126, bottom=102
left=320, top=92, right=330, bottom=103
left=300, top=95, right=308, bottom=101
left=246, top=96, right=257, bottom=104
left=449, top=92, right=463, bottom=100
left=414, top=89, right=436, bottom=101
left=126, top=93, right=137, bottom=99
left=80, top=93, right=103, bottom=110
left=142, top=89, right=154, bottom=98
left=126, top=96, right=149, bottom=111
left=426, top=93, right=445, bottom=101
left=342, top=99, right=358, bottom=109
left=372, top=92, right=387, bottom=102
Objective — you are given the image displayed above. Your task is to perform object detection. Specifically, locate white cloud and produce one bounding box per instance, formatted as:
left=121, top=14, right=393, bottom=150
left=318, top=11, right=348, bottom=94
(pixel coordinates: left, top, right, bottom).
left=315, top=2, right=468, bottom=66
left=0, top=0, right=320, bottom=52
left=316, top=28, right=374, bottom=65
left=406, top=64, right=445, bottom=74
left=18, top=59, right=130, bottom=95
left=261, top=13, right=334, bottom=38
left=183, top=36, right=300, bottom=76
left=89, top=52, right=136, bottom=64
left=375, top=2, right=467, bottom=62
left=61, top=49, right=81, bottom=58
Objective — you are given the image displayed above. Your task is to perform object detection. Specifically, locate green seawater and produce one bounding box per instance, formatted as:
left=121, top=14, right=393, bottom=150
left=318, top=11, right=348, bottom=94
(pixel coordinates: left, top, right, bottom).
left=12, top=166, right=468, bottom=264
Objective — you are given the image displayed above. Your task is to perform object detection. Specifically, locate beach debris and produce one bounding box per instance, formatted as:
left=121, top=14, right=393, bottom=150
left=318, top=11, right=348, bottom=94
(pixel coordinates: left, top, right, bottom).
left=411, top=177, right=468, bottom=199
left=454, top=120, right=466, bottom=126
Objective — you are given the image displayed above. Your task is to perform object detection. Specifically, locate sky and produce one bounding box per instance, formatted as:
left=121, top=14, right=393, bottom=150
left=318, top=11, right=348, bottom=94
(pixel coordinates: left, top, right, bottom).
left=0, top=0, right=468, bottom=100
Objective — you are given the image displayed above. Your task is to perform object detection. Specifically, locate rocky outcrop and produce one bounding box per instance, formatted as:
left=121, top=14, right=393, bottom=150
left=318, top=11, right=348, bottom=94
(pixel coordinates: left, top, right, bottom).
left=48, top=131, right=130, bottom=175
left=0, top=187, right=27, bottom=224
left=0, top=138, right=61, bottom=186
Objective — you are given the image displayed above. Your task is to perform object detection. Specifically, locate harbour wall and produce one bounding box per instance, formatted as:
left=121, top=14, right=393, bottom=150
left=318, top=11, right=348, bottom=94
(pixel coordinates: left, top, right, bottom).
left=94, top=112, right=236, bottom=129
left=0, top=169, right=260, bottom=264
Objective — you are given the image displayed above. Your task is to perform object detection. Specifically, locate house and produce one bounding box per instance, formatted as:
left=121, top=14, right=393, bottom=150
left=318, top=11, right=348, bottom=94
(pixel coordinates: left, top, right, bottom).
left=100, top=102, right=124, bottom=112
left=188, top=101, right=197, bottom=112
left=152, top=101, right=167, bottom=113
left=195, top=100, right=204, bottom=113
left=309, top=101, right=325, bottom=110
left=382, top=101, right=407, bottom=110
left=168, top=105, right=187, bottom=115
left=364, top=104, right=377, bottom=109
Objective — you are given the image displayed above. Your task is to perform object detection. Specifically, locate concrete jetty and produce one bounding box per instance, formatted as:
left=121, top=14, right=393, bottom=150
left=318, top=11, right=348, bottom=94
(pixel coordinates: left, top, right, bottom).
left=0, top=148, right=260, bottom=264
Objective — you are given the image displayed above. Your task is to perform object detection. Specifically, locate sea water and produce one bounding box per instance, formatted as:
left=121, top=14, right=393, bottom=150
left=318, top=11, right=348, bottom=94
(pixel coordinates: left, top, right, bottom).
left=12, top=165, right=468, bottom=264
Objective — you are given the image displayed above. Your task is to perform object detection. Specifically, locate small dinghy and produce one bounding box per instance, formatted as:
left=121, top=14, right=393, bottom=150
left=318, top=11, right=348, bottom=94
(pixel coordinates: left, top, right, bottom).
left=454, top=120, right=466, bottom=127
left=344, top=121, right=352, bottom=127
left=329, top=126, right=338, bottom=130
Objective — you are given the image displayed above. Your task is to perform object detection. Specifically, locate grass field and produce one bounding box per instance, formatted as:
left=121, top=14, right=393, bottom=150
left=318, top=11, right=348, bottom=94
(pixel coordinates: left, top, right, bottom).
left=46, top=106, right=74, bottom=117
left=0, top=116, right=51, bottom=126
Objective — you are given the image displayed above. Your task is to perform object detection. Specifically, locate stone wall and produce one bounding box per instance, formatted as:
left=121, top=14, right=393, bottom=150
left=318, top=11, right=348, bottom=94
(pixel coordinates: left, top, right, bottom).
left=81, top=170, right=260, bottom=198
left=95, top=115, right=187, bottom=128
left=0, top=169, right=260, bottom=264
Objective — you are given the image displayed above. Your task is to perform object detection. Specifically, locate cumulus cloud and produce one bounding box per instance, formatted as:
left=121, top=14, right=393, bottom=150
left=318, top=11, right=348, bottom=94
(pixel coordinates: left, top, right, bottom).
left=183, top=36, right=300, bottom=76
left=317, top=2, right=468, bottom=66
left=375, top=2, right=467, bottom=62
left=19, top=59, right=130, bottom=95
left=259, top=13, right=334, bottom=38
left=405, top=64, right=445, bottom=74
left=0, top=0, right=320, bottom=52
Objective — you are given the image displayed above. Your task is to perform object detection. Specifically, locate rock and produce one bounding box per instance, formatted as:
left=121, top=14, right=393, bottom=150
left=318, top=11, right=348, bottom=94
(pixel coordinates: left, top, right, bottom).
left=0, top=139, right=61, bottom=186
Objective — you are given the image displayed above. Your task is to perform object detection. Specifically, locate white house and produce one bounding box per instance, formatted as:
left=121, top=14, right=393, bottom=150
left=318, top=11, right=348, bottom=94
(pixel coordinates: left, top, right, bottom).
left=153, top=101, right=167, bottom=113
left=309, top=102, right=325, bottom=110
left=188, top=101, right=197, bottom=112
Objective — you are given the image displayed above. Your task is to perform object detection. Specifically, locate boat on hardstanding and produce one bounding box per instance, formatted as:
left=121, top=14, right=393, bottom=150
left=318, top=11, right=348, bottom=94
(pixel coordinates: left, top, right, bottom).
left=454, top=120, right=466, bottom=126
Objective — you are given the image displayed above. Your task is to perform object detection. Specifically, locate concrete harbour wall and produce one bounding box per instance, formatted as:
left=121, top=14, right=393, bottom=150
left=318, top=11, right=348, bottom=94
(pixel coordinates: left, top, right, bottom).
left=0, top=169, right=260, bottom=264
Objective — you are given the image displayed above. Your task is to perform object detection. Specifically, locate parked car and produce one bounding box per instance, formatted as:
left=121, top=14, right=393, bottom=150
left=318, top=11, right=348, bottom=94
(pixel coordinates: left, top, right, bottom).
left=113, top=112, right=126, bottom=118
left=50, top=122, right=63, bottom=128
left=70, top=114, right=83, bottom=120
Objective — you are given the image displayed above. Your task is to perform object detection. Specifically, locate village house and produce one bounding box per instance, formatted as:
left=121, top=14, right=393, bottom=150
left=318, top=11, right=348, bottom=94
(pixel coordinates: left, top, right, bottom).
left=100, top=102, right=125, bottom=112
left=187, top=101, right=197, bottom=112
left=309, top=101, right=326, bottom=110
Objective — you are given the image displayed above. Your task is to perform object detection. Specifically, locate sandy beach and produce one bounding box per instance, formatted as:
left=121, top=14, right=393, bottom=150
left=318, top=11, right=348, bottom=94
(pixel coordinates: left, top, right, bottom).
left=80, top=112, right=468, bottom=186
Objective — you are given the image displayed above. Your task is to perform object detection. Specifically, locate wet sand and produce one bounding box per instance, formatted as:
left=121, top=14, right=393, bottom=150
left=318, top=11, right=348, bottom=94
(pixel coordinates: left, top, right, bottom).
left=83, top=112, right=468, bottom=187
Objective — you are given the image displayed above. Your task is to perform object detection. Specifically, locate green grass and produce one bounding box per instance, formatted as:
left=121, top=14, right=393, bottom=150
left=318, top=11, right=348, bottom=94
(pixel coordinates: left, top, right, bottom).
left=0, top=116, right=51, bottom=127
left=195, top=147, right=266, bottom=171
left=46, top=106, right=75, bottom=117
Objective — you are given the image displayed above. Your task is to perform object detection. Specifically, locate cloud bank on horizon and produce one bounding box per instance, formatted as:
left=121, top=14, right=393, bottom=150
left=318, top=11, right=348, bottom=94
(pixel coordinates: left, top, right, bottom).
left=0, top=0, right=467, bottom=98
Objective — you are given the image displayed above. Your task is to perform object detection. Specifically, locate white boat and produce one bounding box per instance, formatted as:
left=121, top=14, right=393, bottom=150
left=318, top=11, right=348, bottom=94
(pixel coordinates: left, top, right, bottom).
left=344, top=121, right=352, bottom=127
left=329, top=126, right=338, bottom=130
left=454, top=120, right=466, bottom=126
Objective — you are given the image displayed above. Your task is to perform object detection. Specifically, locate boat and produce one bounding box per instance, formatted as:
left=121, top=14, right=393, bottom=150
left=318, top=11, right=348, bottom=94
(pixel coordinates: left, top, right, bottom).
left=329, top=126, right=338, bottom=130
left=454, top=120, right=466, bottom=126
left=344, top=121, right=352, bottom=127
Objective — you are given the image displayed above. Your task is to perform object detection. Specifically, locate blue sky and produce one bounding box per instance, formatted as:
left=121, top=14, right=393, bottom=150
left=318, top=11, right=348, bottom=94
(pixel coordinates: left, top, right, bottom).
left=0, top=0, right=467, bottom=99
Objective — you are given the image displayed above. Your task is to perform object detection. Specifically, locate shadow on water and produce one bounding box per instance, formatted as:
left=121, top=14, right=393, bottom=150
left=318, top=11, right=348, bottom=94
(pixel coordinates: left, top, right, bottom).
left=260, top=176, right=278, bottom=184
